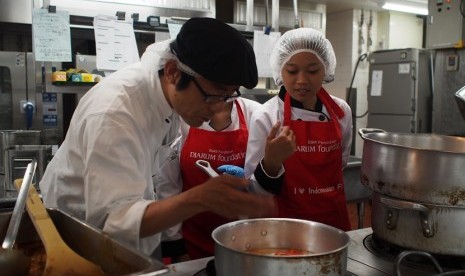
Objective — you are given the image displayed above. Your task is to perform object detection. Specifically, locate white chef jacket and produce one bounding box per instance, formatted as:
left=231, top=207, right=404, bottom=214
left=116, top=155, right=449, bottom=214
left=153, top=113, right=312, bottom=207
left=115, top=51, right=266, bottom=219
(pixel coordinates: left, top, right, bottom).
left=39, top=40, right=180, bottom=255
left=244, top=91, right=353, bottom=194
left=154, top=97, right=262, bottom=241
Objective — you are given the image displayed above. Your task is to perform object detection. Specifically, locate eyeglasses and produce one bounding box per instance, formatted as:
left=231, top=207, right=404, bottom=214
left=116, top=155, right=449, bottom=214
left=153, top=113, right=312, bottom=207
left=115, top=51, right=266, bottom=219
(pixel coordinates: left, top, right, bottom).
left=191, top=77, right=241, bottom=103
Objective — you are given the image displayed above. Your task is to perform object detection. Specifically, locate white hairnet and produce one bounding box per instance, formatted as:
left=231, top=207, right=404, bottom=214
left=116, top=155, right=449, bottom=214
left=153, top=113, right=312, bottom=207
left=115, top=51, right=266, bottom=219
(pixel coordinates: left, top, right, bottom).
left=141, top=39, right=199, bottom=77
left=270, top=28, right=336, bottom=86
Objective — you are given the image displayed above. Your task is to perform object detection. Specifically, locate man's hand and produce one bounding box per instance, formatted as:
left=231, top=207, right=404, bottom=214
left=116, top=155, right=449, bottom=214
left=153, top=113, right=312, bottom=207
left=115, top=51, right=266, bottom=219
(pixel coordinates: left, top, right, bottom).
left=195, top=175, right=277, bottom=219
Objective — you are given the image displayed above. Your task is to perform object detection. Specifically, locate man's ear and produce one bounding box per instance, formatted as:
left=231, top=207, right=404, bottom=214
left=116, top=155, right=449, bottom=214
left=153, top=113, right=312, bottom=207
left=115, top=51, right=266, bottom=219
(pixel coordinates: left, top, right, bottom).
left=164, top=60, right=180, bottom=85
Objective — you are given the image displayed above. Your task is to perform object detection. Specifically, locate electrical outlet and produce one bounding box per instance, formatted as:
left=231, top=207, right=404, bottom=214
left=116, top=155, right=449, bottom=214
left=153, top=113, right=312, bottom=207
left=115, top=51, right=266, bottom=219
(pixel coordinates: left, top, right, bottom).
left=446, top=55, right=459, bottom=71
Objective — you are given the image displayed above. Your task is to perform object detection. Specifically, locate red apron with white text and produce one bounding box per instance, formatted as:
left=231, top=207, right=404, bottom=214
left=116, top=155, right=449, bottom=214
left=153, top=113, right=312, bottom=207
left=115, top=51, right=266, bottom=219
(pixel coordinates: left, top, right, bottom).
left=279, top=88, right=351, bottom=231
left=180, top=101, right=249, bottom=259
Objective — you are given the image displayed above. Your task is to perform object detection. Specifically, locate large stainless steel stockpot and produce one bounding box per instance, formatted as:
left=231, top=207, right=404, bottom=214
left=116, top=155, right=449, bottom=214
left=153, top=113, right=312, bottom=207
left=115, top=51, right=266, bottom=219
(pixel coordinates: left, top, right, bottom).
left=371, top=192, right=465, bottom=256
left=359, top=128, right=465, bottom=206
left=212, top=218, right=349, bottom=276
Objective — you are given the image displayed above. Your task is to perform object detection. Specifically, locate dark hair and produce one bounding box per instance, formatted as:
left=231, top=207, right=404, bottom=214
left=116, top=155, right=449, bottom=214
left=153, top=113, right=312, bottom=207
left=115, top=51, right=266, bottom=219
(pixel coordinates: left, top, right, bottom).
left=158, top=68, right=192, bottom=91
left=176, top=71, right=192, bottom=90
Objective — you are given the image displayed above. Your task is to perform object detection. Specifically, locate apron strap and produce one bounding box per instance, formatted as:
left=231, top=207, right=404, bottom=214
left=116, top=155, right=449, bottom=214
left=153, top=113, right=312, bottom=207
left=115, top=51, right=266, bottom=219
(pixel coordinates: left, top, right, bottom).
left=234, top=100, right=248, bottom=131
left=317, top=88, right=345, bottom=120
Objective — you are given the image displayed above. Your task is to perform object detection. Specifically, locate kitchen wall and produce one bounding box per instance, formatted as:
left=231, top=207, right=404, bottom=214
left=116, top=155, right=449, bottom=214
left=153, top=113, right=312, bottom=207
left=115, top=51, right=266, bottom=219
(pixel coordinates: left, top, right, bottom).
left=377, top=11, right=424, bottom=49
left=325, top=9, right=424, bottom=156
left=0, top=0, right=427, bottom=156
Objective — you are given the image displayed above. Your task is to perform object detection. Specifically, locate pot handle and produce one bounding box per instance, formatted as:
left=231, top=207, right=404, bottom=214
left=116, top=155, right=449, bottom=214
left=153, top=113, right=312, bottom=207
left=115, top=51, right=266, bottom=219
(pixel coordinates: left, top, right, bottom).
left=358, top=128, right=386, bottom=139
left=379, top=195, right=435, bottom=237
left=380, top=196, right=429, bottom=213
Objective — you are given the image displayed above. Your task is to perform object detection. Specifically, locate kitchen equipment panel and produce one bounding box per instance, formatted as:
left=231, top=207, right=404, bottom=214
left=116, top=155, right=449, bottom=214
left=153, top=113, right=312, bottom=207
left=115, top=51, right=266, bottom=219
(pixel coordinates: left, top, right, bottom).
left=367, top=48, right=432, bottom=133
left=0, top=51, right=63, bottom=136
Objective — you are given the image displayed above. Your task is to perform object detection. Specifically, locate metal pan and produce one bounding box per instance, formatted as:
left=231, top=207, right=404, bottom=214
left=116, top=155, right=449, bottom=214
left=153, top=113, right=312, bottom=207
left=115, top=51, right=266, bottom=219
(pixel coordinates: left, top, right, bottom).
left=359, top=128, right=465, bottom=206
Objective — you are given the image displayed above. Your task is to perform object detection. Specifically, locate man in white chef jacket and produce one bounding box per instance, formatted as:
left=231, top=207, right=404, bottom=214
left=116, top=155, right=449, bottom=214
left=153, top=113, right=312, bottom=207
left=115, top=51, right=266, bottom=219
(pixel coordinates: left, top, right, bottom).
left=39, top=17, right=275, bottom=256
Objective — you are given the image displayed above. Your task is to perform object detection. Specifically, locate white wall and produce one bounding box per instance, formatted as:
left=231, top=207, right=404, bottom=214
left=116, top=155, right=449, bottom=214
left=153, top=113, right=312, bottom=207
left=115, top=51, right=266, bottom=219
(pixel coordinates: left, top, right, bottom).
left=325, top=9, right=422, bottom=156
left=326, top=9, right=374, bottom=157
left=324, top=10, right=354, bottom=101
left=377, top=11, right=423, bottom=49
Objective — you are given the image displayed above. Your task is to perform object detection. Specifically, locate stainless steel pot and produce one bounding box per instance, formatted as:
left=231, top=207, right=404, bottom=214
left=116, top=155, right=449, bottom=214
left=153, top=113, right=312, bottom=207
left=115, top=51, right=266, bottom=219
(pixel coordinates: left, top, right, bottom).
left=454, top=85, right=465, bottom=121
left=212, top=218, right=349, bottom=276
left=359, top=128, right=465, bottom=206
left=371, top=192, right=465, bottom=256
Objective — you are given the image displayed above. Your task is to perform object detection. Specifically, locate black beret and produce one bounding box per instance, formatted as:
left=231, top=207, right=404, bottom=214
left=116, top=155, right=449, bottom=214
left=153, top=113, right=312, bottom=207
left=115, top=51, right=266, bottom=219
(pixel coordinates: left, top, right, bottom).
left=170, top=17, right=258, bottom=89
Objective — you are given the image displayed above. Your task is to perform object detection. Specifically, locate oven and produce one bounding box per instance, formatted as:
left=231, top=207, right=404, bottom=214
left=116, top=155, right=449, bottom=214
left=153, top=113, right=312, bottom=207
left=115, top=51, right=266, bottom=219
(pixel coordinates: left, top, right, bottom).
left=0, top=51, right=64, bottom=139
left=0, top=51, right=63, bottom=206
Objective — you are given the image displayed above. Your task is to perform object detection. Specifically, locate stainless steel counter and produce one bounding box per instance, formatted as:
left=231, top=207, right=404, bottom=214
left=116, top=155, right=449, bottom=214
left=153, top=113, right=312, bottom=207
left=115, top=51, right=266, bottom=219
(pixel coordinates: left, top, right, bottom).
left=164, top=257, right=213, bottom=276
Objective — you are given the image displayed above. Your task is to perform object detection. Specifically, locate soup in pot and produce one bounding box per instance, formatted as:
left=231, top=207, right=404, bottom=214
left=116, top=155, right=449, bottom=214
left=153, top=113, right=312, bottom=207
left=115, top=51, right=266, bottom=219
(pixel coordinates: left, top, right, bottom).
left=246, top=248, right=311, bottom=256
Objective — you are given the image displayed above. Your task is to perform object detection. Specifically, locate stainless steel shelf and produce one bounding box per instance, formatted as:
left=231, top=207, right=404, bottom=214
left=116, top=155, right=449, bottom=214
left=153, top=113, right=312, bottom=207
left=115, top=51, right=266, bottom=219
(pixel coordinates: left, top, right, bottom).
left=48, top=84, right=94, bottom=94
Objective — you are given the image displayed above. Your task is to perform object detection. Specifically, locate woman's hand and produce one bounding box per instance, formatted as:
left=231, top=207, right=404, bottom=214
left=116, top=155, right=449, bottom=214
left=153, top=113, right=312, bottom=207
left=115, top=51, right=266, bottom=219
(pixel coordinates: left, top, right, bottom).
left=262, top=122, right=296, bottom=176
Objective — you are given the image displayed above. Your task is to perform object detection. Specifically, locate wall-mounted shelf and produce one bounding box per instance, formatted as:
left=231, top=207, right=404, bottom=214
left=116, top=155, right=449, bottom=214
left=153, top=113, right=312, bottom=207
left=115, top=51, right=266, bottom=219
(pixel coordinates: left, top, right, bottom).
left=46, top=83, right=96, bottom=94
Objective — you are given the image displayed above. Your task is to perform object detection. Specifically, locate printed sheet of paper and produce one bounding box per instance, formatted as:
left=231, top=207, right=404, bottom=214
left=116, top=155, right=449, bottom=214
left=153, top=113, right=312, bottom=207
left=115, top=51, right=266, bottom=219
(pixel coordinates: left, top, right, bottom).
left=32, top=9, right=72, bottom=62
left=370, top=70, right=383, bottom=96
left=155, top=31, right=171, bottom=42
left=253, top=31, right=281, bottom=78
left=93, top=14, right=140, bottom=71
left=167, top=23, right=183, bottom=39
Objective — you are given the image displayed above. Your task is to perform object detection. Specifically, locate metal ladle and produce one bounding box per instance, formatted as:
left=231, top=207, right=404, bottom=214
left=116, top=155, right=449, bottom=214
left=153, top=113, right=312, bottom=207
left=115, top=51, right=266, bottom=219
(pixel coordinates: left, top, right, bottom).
left=0, top=160, right=37, bottom=275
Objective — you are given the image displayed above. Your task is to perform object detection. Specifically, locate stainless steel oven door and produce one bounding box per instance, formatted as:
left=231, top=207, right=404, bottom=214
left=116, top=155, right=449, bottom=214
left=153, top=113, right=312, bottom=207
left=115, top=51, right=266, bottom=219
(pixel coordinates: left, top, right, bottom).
left=0, top=51, right=28, bottom=130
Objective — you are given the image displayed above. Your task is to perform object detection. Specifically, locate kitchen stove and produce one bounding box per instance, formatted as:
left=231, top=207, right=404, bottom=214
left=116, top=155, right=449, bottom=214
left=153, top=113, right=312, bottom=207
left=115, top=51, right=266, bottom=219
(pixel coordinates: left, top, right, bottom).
left=347, top=228, right=465, bottom=276
left=166, top=227, right=465, bottom=276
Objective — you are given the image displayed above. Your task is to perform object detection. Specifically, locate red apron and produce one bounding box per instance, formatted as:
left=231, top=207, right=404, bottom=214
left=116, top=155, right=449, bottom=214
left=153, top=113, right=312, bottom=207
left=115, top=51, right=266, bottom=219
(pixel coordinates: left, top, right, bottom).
left=180, top=101, right=249, bottom=259
left=278, top=88, right=351, bottom=231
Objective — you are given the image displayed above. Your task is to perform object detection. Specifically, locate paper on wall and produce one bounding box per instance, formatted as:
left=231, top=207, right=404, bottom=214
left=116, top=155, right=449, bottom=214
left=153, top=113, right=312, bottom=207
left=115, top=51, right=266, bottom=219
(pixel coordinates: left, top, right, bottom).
left=167, top=23, right=183, bottom=39
left=398, top=63, right=410, bottom=74
left=253, top=31, right=281, bottom=78
left=32, top=9, right=72, bottom=62
left=155, top=31, right=171, bottom=42
left=370, top=70, right=383, bottom=96
left=93, top=14, right=140, bottom=71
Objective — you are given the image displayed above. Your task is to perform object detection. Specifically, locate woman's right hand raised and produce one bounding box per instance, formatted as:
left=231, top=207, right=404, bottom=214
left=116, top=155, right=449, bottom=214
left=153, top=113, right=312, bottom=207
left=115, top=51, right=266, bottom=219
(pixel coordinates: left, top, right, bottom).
left=262, top=122, right=296, bottom=176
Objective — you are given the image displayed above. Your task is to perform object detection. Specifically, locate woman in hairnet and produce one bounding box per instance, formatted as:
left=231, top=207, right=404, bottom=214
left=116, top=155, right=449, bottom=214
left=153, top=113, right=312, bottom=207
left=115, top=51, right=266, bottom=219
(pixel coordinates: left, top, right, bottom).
left=244, top=28, right=353, bottom=231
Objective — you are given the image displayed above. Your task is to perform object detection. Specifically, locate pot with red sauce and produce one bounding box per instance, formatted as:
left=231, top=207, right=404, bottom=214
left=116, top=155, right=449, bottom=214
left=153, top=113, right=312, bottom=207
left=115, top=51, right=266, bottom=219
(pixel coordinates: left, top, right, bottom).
left=212, top=218, right=349, bottom=276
